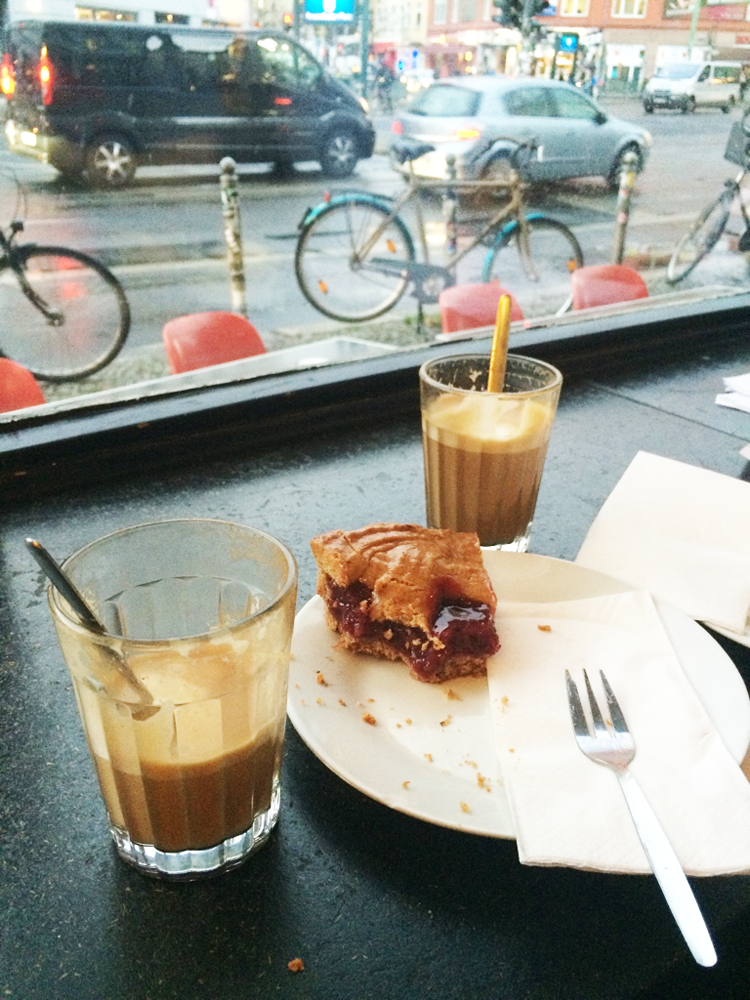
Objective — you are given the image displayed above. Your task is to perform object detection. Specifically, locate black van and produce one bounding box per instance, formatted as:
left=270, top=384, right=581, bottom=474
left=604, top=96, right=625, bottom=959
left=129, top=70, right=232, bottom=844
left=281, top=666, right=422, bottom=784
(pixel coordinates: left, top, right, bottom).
left=1, top=19, right=375, bottom=188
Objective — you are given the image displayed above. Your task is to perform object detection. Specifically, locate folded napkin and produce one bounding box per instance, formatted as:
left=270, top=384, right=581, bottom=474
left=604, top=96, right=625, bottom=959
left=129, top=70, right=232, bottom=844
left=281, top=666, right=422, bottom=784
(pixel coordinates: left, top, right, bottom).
left=716, top=371, right=750, bottom=413
left=486, top=590, right=750, bottom=874
left=575, top=451, right=750, bottom=635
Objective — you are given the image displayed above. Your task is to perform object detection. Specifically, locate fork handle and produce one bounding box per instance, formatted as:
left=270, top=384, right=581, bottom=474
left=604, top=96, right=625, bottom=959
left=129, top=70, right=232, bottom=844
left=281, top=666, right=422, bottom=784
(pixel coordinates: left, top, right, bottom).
left=616, top=768, right=717, bottom=967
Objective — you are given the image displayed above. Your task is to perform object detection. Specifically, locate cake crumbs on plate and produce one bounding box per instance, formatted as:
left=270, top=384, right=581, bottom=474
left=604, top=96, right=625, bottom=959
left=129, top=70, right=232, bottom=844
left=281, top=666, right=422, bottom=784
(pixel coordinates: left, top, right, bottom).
left=287, top=958, right=305, bottom=973
left=440, top=715, right=452, bottom=727
left=537, top=624, right=552, bottom=632
left=362, top=712, right=376, bottom=726
left=402, top=780, right=410, bottom=789
left=338, top=698, right=347, bottom=707
left=424, top=753, right=433, bottom=762
left=464, top=758, right=478, bottom=768
left=405, top=718, right=412, bottom=725
left=316, top=671, right=328, bottom=686
left=316, top=697, right=323, bottom=705
left=477, top=773, right=491, bottom=792
left=460, top=801, right=470, bottom=813
left=445, top=688, right=461, bottom=700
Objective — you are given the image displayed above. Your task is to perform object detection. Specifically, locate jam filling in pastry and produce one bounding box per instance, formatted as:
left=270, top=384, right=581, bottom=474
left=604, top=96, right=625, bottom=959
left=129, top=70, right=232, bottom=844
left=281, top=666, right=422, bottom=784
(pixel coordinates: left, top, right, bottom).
left=310, top=522, right=500, bottom=683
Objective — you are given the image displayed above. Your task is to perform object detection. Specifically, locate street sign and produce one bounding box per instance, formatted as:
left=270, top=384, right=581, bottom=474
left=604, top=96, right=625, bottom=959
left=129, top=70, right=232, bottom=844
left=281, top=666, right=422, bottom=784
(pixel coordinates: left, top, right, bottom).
left=304, top=0, right=355, bottom=22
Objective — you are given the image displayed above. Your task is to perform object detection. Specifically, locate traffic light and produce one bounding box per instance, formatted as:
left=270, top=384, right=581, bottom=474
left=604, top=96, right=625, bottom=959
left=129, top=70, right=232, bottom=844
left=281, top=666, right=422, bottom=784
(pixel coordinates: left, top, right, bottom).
left=492, top=0, right=523, bottom=29
left=282, top=12, right=293, bottom=29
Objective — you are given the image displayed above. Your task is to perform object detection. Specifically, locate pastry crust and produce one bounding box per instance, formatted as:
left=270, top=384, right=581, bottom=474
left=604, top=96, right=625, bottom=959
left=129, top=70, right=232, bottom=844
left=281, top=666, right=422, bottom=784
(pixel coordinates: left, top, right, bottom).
left=310, top=523, right=499, bottom=683
left=310, top=522, right=496, bottom=632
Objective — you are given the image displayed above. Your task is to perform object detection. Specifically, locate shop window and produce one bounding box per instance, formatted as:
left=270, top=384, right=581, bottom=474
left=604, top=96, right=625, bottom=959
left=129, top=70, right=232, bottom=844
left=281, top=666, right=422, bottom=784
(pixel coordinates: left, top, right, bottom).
left=434, top=0, right=447, bottom=22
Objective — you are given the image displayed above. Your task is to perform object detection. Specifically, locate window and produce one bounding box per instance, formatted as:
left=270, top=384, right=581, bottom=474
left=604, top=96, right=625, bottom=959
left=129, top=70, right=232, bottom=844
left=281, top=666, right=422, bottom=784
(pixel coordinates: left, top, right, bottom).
left=611, top=0, right=645, bottom=15
left=1, top=22, right=748, bottom=461
left=253, top=36, right=320, bottom=87
left=505, top=85, right=553, bottom=116
left=408, top=83, right=480, bottom=116
left=559, top=0, right=589, bottom=14
left=550, top=87, right=600, bottom=120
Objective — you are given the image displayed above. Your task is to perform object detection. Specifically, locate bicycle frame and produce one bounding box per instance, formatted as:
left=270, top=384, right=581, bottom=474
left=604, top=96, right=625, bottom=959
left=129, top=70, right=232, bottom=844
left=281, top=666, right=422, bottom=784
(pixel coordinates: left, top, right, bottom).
left=311, top=164, right=534, bottom=296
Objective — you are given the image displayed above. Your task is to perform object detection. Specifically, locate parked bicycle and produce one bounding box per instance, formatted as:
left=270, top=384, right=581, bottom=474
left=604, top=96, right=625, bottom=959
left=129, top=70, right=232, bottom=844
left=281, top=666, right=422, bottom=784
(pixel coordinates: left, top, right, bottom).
left=294, top=137, right=584, bottom=324
left=0, top=177, right=130, bottom=382
left=667, top=112, right=750, bottom=284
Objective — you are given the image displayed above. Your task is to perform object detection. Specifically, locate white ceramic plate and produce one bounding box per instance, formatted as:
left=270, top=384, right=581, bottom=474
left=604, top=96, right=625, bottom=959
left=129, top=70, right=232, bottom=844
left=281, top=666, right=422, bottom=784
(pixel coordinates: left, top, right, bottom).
left=287, top=552, right=750, bottom=839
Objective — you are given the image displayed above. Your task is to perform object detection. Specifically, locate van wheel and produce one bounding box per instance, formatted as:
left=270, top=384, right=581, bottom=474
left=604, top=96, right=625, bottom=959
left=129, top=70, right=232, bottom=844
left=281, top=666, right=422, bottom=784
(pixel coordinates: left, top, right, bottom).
left=681, top=96, right=696, bottom=114
left=85, top=135, right=137, bottom=189
left=320, top=131, right=358, bottom=178
left=722, top=97, right=735, bottom=113
left=643, top=100, right=654, bottom=113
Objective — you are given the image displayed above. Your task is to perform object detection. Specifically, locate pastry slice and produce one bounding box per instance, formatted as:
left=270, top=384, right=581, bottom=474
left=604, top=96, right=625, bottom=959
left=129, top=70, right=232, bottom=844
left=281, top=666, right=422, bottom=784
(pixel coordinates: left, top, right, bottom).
left=310, top=522, right=500, bottom=683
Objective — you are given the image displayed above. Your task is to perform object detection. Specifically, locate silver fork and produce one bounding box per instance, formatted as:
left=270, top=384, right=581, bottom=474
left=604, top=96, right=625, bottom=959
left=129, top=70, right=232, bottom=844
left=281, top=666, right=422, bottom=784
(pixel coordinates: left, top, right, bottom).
left=565, top=668, right=717, bottom=967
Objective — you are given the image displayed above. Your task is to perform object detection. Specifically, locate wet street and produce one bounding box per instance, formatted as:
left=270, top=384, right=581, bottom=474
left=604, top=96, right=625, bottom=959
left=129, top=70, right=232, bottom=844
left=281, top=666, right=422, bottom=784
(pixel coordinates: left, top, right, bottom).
left=1, top=94, right=747, bottom=355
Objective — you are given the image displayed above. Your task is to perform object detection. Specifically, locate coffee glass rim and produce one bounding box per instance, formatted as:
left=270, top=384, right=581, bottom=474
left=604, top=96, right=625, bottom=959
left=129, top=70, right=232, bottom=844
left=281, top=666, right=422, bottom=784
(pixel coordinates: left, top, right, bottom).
left=419, top=352, right=563, bottom=398
left=48, top=517, right=298, bottom=643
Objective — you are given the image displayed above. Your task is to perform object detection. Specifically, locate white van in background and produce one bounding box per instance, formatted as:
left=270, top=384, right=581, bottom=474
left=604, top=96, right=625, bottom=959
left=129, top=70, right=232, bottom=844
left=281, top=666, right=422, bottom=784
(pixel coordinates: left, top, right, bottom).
left=643, top=61, right=742, bottom=113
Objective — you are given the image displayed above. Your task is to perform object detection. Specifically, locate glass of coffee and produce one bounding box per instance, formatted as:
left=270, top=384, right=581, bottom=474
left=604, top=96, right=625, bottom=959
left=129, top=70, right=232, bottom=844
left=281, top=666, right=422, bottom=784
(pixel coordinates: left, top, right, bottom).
left=420, top=353, right=562, bottom=551
left=47, top=518, right=297, bottom=880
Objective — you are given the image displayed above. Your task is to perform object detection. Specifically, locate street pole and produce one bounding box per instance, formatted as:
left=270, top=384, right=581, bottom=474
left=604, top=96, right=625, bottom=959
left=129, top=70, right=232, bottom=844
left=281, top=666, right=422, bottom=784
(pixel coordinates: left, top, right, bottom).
left=360, top=0, right=370, bottom=99
left=687, top=0, right=702, bottom=59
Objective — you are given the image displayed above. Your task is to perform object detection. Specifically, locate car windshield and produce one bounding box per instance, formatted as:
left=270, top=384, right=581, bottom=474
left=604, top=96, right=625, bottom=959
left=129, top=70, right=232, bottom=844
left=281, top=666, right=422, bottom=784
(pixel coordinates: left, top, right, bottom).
left=653, top=64, right=701, bottom=80
left=406, top=84, right=480, bottom=117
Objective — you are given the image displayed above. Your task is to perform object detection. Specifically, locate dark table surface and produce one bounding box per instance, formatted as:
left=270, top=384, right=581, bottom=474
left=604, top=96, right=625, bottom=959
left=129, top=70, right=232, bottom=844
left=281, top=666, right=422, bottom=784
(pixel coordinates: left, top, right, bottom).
left=3, top=326, right=750, bottom=1000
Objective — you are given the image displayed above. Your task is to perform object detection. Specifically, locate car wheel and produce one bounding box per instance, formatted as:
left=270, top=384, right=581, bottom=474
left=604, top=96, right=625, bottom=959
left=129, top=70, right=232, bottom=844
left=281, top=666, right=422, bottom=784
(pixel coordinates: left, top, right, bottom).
left=681, top=96, right=696, bottom=114
left=482, top=155, right=514, bottom=187
left=722, top=97, right=735, bottom=113
left=607, top=145, right=642, bottom=192
left=643, top=100, right=654, bottom=113
left=320, top=131, right=358, bottom=178
left=85, top=134, right=137, bottom=189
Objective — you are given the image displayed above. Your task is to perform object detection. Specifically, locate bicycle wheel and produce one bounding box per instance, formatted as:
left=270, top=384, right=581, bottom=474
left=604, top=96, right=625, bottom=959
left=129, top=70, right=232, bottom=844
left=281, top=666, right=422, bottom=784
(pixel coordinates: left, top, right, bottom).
left=482, top=216, right=583, bottom=318
left=0, top=246, right=129, bottom=381
left=295, top=197, right=415, bottom=322
left=666, top=185, right=734, bottom=285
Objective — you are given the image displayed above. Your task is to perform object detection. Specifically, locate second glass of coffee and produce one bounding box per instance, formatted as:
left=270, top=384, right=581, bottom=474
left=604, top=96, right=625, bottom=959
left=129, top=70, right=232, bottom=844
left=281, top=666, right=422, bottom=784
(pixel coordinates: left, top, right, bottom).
left=420, top=353, right=562, bottom=551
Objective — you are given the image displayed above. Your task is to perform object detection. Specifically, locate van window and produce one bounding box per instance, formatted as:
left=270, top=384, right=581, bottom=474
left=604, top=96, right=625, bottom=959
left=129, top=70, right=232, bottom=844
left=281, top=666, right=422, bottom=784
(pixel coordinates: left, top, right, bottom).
left=653, top=63, right=700, bottom=80
left=713, top=65, right=740, bottom=84
left=169, top=31, right=241, bottom=93
left=48, top=25, right=167, bottom=88
left=699, top=66, right=710, bottom=82
left=252, top=35, right=321, bottom=88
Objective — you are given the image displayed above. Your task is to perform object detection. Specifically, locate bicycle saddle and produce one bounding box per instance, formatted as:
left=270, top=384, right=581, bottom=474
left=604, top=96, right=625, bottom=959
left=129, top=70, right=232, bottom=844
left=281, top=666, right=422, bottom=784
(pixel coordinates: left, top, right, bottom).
left=390, top=138, right=435, bottom=164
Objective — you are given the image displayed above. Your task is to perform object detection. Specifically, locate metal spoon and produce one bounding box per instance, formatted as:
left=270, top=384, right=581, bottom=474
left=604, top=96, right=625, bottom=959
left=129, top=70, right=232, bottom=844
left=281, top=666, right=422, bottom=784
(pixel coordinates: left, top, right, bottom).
left=26, top=537, right=153, bottom=707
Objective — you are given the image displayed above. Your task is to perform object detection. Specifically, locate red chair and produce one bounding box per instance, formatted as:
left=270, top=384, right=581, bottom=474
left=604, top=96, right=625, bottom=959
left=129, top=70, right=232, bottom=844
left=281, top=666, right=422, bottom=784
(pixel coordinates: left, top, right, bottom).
left=162, top=311, right=266, bottom=375
left=0, top=358, right=46, bottom=413
left=438, top=282, right=523, bottom=334
left=571, top=264, right=649, bottom=311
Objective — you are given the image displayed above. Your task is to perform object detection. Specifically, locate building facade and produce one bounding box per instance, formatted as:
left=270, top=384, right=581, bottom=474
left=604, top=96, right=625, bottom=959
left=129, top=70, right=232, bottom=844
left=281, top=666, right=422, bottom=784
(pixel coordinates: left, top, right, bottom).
left=423, top=0, right=750, bottom=89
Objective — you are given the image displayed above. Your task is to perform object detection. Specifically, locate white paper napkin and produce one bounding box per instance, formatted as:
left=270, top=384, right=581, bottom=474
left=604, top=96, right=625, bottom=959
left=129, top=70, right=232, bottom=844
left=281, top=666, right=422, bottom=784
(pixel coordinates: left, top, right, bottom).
left=486, top=590, right=750, bottom=874
left=575, top=451, right=750, bottom=635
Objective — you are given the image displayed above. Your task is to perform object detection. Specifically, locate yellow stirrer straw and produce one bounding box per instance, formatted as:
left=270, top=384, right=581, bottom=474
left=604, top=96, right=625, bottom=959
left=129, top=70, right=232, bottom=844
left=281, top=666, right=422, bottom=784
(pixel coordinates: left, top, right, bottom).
left=487, top=294, right=511, bottom=393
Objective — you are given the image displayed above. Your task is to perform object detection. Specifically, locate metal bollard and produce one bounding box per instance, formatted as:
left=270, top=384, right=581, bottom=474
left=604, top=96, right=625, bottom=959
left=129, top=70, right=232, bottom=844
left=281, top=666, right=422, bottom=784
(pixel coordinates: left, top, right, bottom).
left=219, top=156, right=247, bottom=316
left=443, top=153, right=458, bottom=257
left=612, top=150, right=639, bottom=265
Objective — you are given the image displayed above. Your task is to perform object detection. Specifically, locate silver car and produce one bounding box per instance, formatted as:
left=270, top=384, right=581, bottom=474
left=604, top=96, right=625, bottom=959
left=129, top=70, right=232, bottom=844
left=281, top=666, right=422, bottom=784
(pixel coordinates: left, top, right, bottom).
left=392, top=76, right=652, bottom=191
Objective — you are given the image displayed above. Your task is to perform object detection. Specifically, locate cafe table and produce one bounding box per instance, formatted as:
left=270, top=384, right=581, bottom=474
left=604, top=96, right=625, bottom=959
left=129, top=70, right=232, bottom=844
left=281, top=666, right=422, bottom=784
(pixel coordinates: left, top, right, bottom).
left=2, top=294, right=750, bottom=1000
